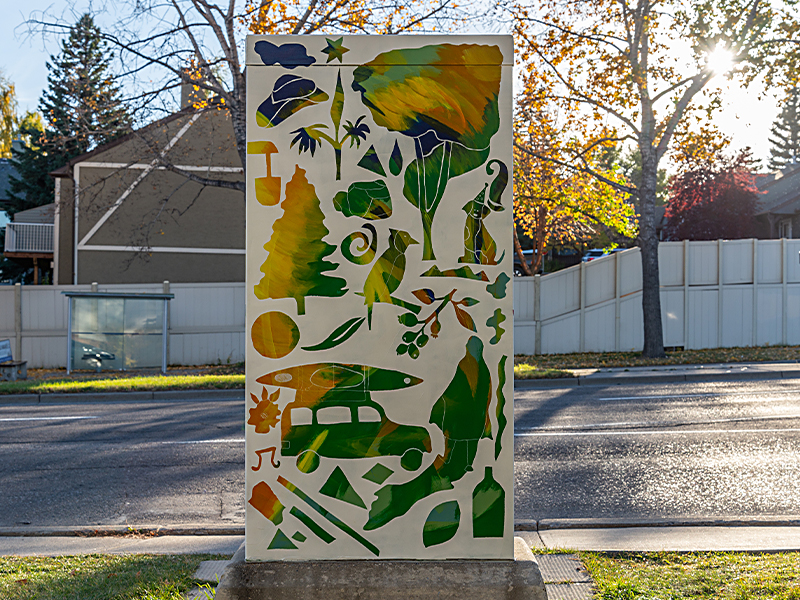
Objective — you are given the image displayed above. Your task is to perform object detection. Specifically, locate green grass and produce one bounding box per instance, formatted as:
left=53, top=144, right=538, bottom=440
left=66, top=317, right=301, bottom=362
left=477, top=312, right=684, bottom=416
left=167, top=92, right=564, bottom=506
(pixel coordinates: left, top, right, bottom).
left=0, top=554, right=226, bottom=600
left=513, top=363, right=574, bottom=379
left=581, top=551, right=800, bottom=599
left=515, top=344, right=800, bottom=373
left=0, top=374, right=244, bottom=395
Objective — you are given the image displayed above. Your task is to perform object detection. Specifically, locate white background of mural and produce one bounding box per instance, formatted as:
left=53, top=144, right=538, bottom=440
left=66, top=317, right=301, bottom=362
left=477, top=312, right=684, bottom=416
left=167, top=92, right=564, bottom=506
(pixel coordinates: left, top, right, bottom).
left=245, top=35, right=513, bottom=560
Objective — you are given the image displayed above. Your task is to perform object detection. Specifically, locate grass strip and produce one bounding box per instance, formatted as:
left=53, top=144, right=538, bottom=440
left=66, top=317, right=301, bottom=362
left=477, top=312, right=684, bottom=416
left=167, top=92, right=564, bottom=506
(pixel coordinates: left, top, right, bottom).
left=513, top=363, right=574, bottom=380
left=581, top=551, right=800, bottom=600
left=516, top=344, right=800, bottom=372
left=0, top=374, right=244, bottom=395
left=0, top=553, right=227, bottom=600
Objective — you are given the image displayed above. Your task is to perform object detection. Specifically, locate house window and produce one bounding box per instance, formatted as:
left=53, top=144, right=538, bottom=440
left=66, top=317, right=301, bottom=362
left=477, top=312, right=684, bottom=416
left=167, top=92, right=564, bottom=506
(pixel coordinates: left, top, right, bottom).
left=779, top=219, right=793, bottom=239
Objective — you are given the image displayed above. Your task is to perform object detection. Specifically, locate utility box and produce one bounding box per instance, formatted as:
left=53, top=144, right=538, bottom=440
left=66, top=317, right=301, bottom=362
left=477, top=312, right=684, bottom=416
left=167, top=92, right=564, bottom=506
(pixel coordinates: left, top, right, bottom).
left=245, top=35, right=513, bottom=560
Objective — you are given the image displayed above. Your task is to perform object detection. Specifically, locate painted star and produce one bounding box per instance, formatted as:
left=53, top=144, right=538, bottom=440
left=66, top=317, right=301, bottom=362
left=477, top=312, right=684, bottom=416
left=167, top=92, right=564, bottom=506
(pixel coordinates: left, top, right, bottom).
left=322, top=37, right=349, bottom=63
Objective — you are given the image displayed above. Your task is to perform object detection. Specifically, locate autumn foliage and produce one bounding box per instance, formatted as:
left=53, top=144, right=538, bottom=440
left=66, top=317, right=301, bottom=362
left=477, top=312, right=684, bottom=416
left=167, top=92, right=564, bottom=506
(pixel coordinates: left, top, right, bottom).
left=664, top=151, right=761, bottom=241
left=513, top=105, right=637, bottom=275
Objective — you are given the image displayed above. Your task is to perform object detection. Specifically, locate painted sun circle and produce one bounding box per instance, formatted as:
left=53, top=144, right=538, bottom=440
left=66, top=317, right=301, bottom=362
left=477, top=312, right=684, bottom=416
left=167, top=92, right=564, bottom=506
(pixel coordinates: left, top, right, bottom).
left=251, top=311, right=300, bottom=359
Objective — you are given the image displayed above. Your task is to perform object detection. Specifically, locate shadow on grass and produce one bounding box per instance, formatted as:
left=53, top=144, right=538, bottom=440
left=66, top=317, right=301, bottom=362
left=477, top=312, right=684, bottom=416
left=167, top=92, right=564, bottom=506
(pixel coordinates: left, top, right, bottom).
left=0, top=553, right=226, bottom=600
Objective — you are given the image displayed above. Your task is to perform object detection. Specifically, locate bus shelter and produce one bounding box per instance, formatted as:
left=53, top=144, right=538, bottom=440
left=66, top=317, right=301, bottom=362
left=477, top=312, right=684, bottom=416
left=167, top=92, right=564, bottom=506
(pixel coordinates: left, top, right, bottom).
left=62, top=291, right=174, bottom=374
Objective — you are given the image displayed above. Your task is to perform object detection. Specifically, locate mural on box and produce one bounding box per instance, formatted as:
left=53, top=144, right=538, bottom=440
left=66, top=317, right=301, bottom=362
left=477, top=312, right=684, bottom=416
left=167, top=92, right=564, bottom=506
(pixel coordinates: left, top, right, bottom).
left=246, top=35, right=513, bottom=560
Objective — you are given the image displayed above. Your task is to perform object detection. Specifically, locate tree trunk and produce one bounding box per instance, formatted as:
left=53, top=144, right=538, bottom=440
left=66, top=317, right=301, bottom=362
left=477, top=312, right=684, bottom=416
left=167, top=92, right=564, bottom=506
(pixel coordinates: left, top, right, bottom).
left=638, top=145, right=665, bottom=358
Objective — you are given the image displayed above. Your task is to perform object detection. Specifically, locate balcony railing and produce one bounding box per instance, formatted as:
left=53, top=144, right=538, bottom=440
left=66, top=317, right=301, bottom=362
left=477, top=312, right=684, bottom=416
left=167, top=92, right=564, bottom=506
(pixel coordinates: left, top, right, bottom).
left=4, top=223, right=54, bottom=254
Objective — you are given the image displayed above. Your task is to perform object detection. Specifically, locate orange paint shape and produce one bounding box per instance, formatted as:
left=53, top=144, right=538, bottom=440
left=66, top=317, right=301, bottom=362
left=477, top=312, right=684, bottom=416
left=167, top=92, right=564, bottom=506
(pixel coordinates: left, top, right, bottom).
left=251, top=311, right=299, bottom=359
left=247, top=141, right=281, bottom=206
left=249, top=481, right=285, bottom=524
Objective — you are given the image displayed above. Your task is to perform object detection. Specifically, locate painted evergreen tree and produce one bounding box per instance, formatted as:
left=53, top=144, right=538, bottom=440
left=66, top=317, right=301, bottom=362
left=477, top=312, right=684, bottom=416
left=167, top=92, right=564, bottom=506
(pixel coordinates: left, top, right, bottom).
left=254, top=166, right=347, bottom=315
left=768, top=87, right=800, bottom=171
left=5, top=13, right=131, bottom=216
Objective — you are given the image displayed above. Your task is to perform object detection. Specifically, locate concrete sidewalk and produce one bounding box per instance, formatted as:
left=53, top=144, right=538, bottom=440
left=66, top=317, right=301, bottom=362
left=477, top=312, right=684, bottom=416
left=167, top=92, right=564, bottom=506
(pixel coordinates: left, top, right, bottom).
left=2, top=525, right=799, bottom=556
left=516, top=360, right=800, bottom=388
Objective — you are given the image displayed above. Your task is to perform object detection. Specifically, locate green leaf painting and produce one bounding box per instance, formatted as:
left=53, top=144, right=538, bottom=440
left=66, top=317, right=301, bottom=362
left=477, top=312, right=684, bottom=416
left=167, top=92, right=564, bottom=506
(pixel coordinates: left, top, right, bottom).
left=423, top=501, right=461, bottom=547
left=254, top=166, right=346, bottom=315
left=389, top=140, right=403, bottom=176
left=352, top=44, right=503, bottom=259
left=301, top=316, right=367, bottom=351
left=333, top=181, right=392, bottom=220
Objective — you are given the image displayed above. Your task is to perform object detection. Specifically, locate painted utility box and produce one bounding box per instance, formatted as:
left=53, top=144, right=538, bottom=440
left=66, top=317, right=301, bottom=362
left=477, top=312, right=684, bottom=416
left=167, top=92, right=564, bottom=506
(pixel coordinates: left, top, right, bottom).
left=245, top=35, right=513, bottom=560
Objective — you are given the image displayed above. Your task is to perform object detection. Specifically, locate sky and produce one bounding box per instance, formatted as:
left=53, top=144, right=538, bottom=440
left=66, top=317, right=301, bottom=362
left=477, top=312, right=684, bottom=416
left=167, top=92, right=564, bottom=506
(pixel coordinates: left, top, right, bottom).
left=0, top=1, right=786, bottom=228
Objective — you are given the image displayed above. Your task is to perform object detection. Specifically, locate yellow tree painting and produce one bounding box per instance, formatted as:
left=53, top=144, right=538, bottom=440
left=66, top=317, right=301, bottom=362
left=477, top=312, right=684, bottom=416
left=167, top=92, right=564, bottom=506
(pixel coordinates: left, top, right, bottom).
left=245, top=35, right=513, bottom=561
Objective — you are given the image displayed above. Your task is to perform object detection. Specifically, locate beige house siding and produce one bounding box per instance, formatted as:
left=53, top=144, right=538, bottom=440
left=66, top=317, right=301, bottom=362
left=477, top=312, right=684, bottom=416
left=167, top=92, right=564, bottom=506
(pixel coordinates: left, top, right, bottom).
left=53, top=107, right=245, bottom=284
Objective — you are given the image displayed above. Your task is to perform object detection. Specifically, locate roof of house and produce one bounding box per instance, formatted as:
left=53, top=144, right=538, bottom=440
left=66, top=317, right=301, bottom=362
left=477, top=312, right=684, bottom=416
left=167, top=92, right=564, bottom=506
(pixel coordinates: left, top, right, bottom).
left=755, top=163, right=800, bottom=216
left=49, top=103, right=220, bottom=178
left=13, top=203, right=55, bottom=224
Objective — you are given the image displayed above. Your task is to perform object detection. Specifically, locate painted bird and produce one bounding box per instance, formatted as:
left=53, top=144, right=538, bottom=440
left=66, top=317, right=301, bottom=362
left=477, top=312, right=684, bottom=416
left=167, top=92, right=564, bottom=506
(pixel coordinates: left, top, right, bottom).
left=357, top=229, right=419, bottom=328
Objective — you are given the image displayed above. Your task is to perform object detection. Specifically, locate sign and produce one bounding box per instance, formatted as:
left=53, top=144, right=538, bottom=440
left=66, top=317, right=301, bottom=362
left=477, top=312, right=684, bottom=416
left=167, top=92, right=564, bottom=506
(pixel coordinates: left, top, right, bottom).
left=245, top=35, right=513, bottom=560
left=0, top=339, right=12, bottom=363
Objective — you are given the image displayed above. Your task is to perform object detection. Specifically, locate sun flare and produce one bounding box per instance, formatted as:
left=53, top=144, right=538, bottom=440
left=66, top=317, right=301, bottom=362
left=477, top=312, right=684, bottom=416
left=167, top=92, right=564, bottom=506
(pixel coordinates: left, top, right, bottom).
left=706, top=47, right=734, bottom=75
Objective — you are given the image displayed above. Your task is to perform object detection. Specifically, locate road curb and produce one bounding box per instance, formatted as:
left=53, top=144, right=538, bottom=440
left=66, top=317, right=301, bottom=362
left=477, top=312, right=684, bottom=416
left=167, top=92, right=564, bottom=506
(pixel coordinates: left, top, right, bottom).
left=514, top=516, right=800, bottom=531
left=0, top=525, right=246, bottom=537
left=514, top=369, right=800, bottom=388
left=0, top=389, right=245, bottom=404
left=5, top=517, right=800, bottom=537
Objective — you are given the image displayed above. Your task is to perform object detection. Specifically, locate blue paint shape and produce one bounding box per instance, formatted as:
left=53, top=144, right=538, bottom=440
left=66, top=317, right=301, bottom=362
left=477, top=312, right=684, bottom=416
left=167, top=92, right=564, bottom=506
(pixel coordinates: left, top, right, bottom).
left=254, top=40, right=315, bottom=68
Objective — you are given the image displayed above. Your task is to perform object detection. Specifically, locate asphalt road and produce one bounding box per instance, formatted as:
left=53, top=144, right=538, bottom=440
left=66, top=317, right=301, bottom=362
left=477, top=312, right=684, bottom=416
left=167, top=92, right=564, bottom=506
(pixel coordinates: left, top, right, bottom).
left=1, top=377, right=799, bottom=528
left=0, top=397, right=245, bottom=528
left=515, top=378, right=800, bottom=522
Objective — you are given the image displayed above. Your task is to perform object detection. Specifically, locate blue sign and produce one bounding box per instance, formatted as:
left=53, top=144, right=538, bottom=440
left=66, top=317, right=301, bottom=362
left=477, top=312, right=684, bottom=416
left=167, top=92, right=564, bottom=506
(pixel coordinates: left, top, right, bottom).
left=0, top=339, right=12, bottom=363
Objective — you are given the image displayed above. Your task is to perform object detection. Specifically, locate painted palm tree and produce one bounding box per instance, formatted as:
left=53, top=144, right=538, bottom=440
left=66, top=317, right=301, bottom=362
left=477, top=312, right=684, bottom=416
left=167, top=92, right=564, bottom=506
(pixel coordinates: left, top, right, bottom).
left=290, top=70, right=369, bottom=180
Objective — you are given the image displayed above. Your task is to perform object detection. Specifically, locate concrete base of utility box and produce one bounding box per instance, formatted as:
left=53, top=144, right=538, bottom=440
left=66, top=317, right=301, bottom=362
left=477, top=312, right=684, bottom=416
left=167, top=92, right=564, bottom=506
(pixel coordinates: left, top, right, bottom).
left=215, top=537, right=547, bottom=600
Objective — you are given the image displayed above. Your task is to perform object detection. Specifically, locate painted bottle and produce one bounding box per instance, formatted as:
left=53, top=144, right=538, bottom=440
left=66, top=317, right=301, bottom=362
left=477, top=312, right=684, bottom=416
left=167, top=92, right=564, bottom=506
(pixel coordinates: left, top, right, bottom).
left=472, top=466, right=504, bottom=538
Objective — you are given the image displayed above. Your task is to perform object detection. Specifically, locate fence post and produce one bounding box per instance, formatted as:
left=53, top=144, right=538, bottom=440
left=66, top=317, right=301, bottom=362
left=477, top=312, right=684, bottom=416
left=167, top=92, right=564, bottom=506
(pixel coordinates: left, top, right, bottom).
left=752, top=238, right=758, bottom=347
left=579, top=261, right=586, bottom=352
left=683, top=240, right=690, bottom=350
left=782, top=238, right=788, bottom=345
left=718, top=239, right=724, bottom=348
left=614, top=251, right=621, bottom=351
left=163, top=280, right=171, bottom=364
left=14, top=283, right=21, bottom=361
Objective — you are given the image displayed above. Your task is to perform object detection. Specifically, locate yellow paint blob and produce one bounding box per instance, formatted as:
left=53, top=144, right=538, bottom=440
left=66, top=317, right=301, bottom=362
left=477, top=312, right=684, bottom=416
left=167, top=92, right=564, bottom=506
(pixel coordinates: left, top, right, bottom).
left=251, top=311, right=300, bottom=359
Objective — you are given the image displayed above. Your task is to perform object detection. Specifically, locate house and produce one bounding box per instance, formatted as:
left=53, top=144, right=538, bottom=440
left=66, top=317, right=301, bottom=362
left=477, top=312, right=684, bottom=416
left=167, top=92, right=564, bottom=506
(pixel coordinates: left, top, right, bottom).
left=2, top=158, right=55, bottom=284
left=50, top=101, right=245, bottom=285
left=755, top=163, right=800, bottom=238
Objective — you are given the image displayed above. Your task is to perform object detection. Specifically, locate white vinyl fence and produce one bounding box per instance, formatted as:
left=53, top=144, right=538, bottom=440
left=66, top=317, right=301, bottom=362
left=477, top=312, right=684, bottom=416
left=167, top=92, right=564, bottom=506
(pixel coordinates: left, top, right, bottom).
left=0, top=282, right=245, bottom=368
left=514, top=238, right=800, bottom=355
left=3, top=239, right=796, bottom=367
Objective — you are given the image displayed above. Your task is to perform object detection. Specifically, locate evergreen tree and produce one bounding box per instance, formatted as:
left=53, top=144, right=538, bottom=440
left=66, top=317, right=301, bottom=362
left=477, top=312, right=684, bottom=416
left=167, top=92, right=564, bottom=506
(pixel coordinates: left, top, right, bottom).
left=768, top=87, right=800, bottom=171
left=4, top=13, right=131, bottom=217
